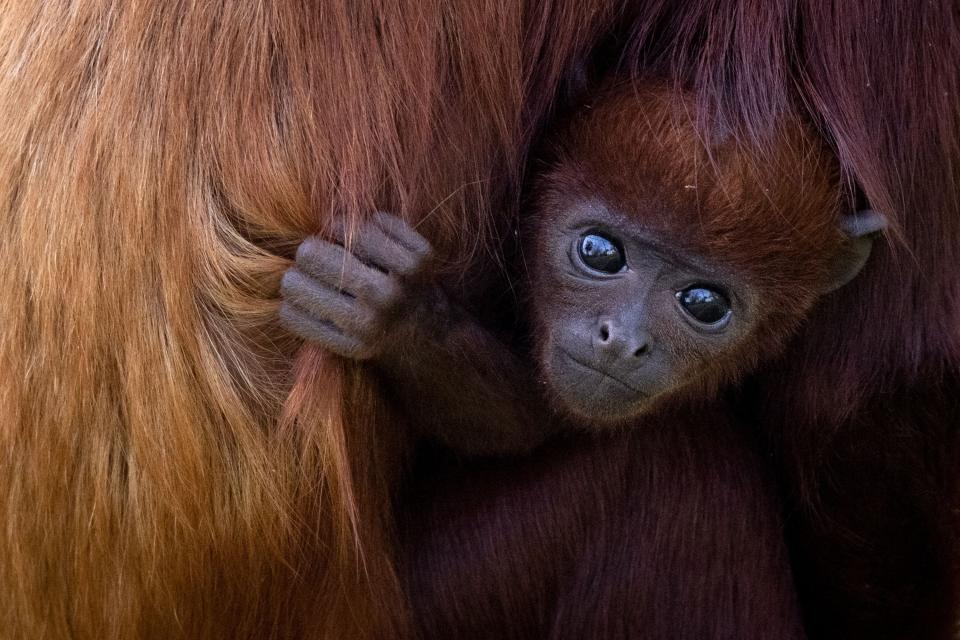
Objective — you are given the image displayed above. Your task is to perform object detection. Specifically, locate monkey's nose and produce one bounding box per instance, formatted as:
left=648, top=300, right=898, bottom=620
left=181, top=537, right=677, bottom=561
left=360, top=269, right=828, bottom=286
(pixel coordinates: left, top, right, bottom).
left=596, top=319, right=652, bottom=361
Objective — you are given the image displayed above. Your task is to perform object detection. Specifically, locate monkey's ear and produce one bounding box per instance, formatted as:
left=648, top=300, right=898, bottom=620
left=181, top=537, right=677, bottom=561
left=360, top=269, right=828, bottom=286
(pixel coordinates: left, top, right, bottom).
left=824, top=209, right=888, bottom=292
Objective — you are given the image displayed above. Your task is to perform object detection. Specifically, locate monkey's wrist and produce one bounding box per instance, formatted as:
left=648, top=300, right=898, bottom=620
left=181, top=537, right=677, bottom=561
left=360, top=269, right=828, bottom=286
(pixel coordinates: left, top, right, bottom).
left=376, top=285, right=460, bottom=367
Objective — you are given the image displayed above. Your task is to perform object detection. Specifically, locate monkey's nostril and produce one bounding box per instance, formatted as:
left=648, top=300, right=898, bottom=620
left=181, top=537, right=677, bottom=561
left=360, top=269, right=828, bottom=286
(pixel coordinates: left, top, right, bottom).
left=633, top=343, right=649, bottom=358
left=599, top=324, right=610, bottom=342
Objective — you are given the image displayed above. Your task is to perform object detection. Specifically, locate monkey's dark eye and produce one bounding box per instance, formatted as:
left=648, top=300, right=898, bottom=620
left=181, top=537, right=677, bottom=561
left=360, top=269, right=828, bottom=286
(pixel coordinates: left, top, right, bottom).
left=676, top=286, right=731, bottom=326
left=577, top=232, right=625, bottom=274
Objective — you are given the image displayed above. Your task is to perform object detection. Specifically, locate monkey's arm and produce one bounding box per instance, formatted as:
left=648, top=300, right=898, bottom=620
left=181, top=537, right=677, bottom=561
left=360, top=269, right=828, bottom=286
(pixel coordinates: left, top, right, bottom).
left=280, top=212, right=556, bottom=455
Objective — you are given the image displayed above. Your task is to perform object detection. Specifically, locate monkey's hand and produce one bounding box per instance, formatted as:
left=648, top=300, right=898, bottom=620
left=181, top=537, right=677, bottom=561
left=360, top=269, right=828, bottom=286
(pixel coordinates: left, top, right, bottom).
left=280, top=211, right=436, bottom=361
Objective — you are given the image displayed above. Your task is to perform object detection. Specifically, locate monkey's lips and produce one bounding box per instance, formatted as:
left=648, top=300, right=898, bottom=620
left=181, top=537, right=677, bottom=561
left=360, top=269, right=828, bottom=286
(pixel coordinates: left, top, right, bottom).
left=547, top=348, right=651, bottom=423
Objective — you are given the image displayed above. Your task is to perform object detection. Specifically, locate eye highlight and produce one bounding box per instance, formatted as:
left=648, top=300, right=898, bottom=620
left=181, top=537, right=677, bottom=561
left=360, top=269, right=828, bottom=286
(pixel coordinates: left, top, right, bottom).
left=676, top=285, right=731, bottom=326
left=577, top=231, right=626, bottom=274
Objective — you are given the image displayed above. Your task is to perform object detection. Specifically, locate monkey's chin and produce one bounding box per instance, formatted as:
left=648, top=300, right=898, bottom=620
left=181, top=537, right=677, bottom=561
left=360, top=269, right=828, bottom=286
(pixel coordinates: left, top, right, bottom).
left=555, top=395, right=652, bottom=429
left=544, top=349, right=654, bottom=428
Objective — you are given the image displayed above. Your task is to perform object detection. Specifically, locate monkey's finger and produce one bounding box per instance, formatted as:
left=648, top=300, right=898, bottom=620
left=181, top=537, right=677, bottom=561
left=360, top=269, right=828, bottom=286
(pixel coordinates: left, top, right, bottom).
left=294, top=237, right=400, bottom=308
left=279, top=302, right=374, bottom=360
left=329, top=218, right=421, bottom=277
left=280, top=269, right=377, bottom=335
left=371, top=211, right=432, bottom=258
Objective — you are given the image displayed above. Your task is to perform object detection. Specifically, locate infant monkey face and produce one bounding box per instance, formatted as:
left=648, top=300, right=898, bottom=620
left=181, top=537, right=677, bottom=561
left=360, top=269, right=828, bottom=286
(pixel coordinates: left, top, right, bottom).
left=534, top=201, right=758, bottom=425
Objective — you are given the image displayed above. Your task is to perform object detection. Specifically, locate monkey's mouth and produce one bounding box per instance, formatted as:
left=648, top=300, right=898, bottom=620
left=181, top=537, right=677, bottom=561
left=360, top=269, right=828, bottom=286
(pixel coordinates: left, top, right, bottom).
left=547, top=348, right=651, bottom=424
left=560, top=349, right=643, bottom=395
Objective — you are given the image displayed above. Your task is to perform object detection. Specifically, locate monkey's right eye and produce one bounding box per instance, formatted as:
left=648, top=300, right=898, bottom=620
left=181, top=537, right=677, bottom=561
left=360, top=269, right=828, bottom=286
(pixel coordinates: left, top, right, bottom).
left=577, top=232, right=626, bottom=274
left=676, top=285, right=731, bottom=326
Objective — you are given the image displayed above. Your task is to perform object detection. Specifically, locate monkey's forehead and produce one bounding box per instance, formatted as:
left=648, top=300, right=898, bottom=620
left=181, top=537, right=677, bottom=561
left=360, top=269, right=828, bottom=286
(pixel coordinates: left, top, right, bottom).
left=542, top=143, right=841, bottom=245
left=558, top=81, right=839, bottom=206
left=542, top=82, right=845, bottom=264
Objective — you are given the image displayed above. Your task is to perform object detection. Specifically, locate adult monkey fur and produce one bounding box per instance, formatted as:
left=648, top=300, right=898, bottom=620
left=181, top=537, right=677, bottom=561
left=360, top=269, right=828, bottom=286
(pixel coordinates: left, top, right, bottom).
left=0, top=1, right=958, bottom=639
left=282, top=83, right=884, bottom=638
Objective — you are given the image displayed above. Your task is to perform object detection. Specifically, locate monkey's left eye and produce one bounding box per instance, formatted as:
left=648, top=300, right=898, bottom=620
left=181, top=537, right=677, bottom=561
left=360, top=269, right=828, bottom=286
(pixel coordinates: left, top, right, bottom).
left=577, top=232, right=625, bottom=274
left=676, top=285, right=732, bottom=326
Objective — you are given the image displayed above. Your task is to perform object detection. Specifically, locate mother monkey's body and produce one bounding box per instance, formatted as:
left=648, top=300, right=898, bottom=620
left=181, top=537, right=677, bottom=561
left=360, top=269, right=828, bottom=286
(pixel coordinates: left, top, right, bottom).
left=1, top=1, right=957, bottom=638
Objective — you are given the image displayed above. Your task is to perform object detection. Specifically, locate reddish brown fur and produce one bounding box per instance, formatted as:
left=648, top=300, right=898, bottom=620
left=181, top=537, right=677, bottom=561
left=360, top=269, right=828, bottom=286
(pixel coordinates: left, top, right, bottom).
left=1, top=1, right=957, bottom=639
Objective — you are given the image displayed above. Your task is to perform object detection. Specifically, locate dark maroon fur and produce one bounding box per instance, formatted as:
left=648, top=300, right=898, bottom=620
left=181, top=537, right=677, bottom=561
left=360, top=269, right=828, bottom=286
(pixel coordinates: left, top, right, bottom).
left=753, top=371, right=960, bottom=638
left=401, top=401, right=805, bottom=640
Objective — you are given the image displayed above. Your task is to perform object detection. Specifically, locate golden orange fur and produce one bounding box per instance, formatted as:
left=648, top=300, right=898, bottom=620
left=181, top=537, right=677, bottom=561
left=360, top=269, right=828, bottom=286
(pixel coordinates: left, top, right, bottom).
left=0, top=1, right=619, bottom=637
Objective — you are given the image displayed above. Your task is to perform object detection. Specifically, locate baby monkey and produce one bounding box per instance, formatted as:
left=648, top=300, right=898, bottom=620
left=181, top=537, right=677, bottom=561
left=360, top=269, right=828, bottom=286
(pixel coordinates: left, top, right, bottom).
left=281, top=82, right=886, bottom=637
left=280, top=84, right=884, bottom=453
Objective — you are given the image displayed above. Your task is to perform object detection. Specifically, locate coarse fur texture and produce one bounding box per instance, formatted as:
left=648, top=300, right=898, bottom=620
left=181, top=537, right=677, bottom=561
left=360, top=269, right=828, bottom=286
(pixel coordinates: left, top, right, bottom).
left=1, top=1, right=958, bottom=640
left=0, top=2, right=619, bottom=637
